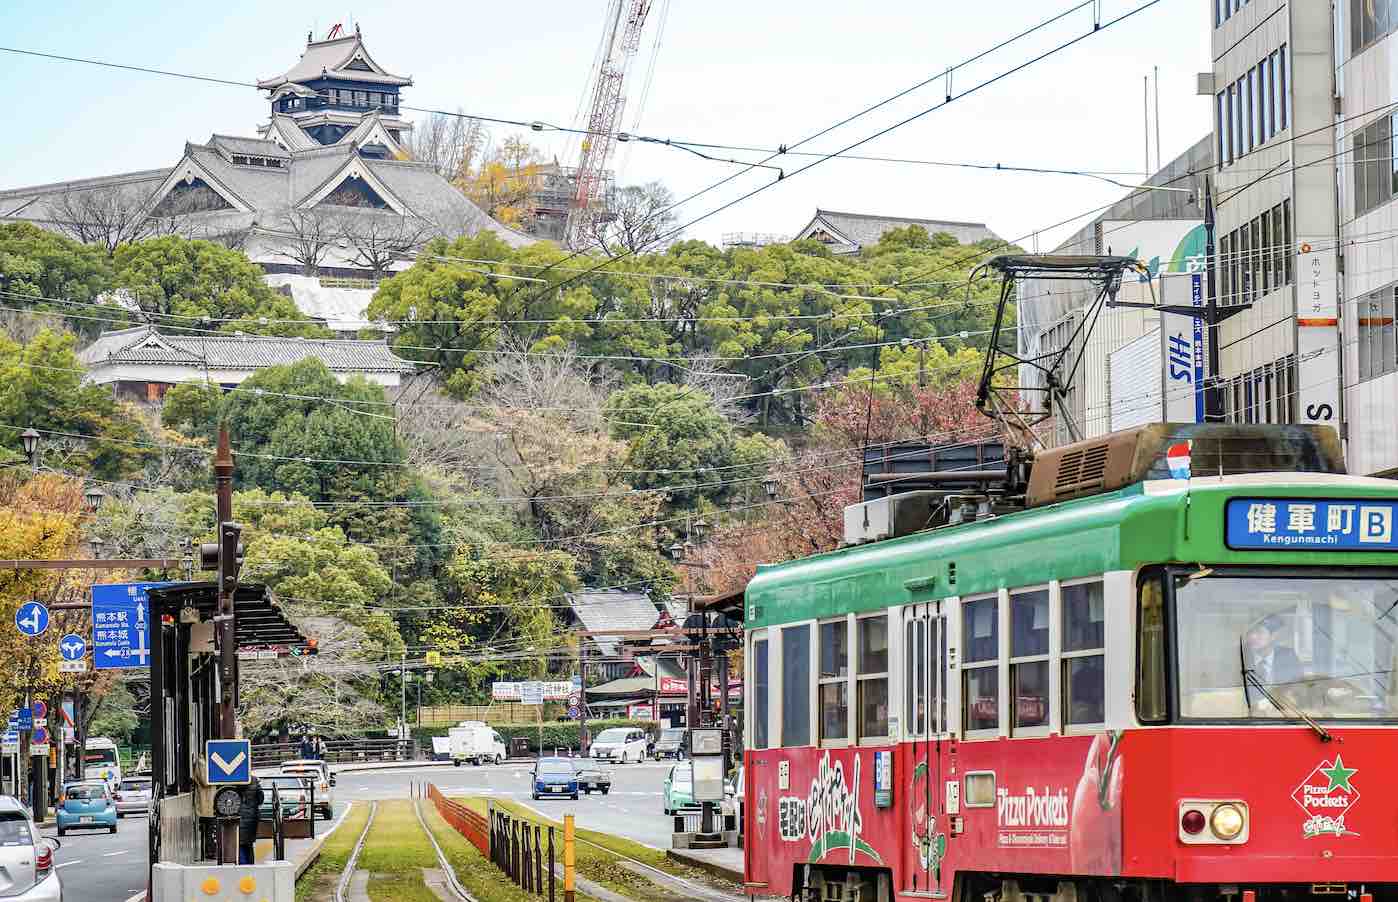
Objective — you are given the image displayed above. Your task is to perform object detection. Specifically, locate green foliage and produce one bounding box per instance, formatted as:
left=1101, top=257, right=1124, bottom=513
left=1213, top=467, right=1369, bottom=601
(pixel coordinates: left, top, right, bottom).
left=0, top=224, right=116, bottom=336
left=112, top=236, right=328, bottom=336
left=0, top=328, right=155, bottom=477
left=604, top=383, right=737, bottom=507
left=86, top=682, right=138, bottom=743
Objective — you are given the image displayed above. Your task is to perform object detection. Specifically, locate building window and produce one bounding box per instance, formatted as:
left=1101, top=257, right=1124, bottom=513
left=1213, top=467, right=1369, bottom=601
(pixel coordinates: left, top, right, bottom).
left=752, top=635, right=769, bottom=749
left=1223, top=355, right=1297, bottom=423
left=1219, top=233, right=1233, bottom=303
left=1354, top=114, right=1395, bottom=218
left=962, top=595, right=998, bottom=732
left=1009, top=588, right=1049, bottom=730
left=781, top=624, right=811, bottom=747
left=857, top=614, right=889, bottom=741
left=1279, top=45, right=1290, bottom=130
left=1216, top=91, right=1228, bottom=169
left=1358, top=284, right=1398, bottom=381
left=1062, top=580, right=1105, bottom=726
left=819, top=619, right=848, bottom=743
left=1353, top=0, right=1393, bottom=55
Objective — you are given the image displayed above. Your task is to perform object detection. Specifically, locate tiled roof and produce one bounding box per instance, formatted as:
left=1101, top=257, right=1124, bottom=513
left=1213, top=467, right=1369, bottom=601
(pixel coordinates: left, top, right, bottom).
left=257, top=33, right=411, bottom=90
left=208, top=135, right=291, bottom=160
left=799, top=208, right=1000, bottom=251
left=261, top=115, right=319, bottom=152
left=77, top=326, right=418, bottom=374
left=567, top=591, right=659, bottom=657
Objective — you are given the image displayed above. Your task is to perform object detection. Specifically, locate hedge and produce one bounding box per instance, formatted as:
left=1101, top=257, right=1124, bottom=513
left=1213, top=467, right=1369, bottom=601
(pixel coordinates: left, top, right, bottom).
left=417, top=719, right=657, bottom=753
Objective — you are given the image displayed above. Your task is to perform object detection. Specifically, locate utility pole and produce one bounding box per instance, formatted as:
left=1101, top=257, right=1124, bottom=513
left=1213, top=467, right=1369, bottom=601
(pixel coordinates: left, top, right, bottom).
left=577, top=641, right=589, bottom=758
left=1203, top=176, right=1224, bottom=421
left=213, top=427, right=239, bottom=865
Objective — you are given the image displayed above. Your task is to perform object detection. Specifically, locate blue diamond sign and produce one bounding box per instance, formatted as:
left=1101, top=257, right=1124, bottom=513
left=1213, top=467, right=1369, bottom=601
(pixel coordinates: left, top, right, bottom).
left=205, top=739, right=252, bottom=785
left=14, top=602, right=48, bottom=637
left=91, top=582, right=170, bottom=669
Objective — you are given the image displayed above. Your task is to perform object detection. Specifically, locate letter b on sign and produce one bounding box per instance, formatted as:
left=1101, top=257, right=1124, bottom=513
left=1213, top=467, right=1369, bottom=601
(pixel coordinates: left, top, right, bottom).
left=1360, top=507, right=1393, bottom=544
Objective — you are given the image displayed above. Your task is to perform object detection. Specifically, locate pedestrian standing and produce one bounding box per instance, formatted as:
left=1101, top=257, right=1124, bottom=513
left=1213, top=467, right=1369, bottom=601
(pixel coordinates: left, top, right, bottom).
left=313, top=735, right=327, bottom=760
left=298, top=733, right=314, bottom=759
left=237, top=773, right=264, bottom=865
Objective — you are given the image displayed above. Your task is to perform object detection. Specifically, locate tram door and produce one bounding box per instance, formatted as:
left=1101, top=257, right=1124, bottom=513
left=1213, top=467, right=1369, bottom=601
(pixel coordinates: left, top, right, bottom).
left=904, top=604, right=947, bottom=896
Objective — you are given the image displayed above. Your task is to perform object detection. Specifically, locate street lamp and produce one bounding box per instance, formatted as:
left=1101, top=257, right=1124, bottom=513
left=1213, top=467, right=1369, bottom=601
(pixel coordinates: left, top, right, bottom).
left=20, top=428, right=39, bottom=469
left=690, top=518, right=709, bottom=542
left=667, top=541, right=684, bottom=560
left=762, top=476, right=778, bottom=500
left=83, top=486, right=106, bottom=513
left=89, top=537, right=105, bottom=559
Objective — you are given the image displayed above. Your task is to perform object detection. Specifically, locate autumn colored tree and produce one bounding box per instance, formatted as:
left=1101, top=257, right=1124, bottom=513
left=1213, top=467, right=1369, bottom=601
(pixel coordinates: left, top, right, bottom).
left=457, top=135, right=545, bottom=229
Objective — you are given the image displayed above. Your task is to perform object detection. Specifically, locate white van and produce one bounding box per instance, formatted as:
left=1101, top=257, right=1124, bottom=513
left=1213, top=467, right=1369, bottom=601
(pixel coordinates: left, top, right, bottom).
left=448, top=722, right=507, bottom=766
left=82, top=737, right=121, bottom=789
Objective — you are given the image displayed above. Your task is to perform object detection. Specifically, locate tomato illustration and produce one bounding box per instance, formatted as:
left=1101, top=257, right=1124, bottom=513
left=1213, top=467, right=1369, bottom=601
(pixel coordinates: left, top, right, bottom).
left=1069, top=733, right=1124, bottom=875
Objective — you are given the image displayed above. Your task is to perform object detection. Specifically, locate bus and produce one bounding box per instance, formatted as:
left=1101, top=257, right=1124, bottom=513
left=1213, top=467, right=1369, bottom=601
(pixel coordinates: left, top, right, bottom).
left=83, top=737, right=121, bottom=789
left=741, top=423, right=1398, bottom=902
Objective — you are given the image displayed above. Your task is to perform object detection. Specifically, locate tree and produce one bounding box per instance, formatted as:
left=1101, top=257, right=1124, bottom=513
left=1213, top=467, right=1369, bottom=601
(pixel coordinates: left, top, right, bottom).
left=112, top=236, right=329, bottom=336
left=0, top=224, right=116, bottom=335
left=337, top=212, right=435, bottom=279
left=458, top=136, right=544, bottom=229
left=49, top=184, right=157, bottom=253
left=0, top=328, right=156, bottom=478
left=582, top=181, right=678, bottom=256
left=411, top=111, right=487, bottom=182
left=275, top=209, right=341, bottom=276
left=604, top=383, right=740, bottom=508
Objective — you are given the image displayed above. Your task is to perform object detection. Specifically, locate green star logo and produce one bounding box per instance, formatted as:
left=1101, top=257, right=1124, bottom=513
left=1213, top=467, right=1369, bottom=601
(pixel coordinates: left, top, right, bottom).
left=1322, top=756, right=1358, bottom=793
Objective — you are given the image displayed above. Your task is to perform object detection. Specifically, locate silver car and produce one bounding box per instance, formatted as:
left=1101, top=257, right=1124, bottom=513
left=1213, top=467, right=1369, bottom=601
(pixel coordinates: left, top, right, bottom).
left=114, top=777, right=152, bottom=818
left=0, top=796, right=62, bottom=900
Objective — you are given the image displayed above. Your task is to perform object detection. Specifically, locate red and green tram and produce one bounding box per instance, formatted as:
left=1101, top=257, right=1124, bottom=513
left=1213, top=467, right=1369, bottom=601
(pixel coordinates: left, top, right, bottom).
left=741, top=424, right=1398, bottom=902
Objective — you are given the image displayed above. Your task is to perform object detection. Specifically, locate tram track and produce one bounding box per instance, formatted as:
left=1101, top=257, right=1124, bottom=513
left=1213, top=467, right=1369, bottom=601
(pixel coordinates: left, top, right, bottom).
left=412, top=798, right=479, bottom=901
left=333, top=800, right=377, bottom=902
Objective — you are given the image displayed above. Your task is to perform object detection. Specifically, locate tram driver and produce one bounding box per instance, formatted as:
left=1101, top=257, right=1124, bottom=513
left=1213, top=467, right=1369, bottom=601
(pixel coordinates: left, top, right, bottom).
left=1244, top=614, right=1303, bottom=688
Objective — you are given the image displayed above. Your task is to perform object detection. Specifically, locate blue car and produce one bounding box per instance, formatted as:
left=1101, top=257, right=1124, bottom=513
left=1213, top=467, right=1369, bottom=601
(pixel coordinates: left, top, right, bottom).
left=56, top=781, right=117, bottom=835
left=530, top=758, right=579, bottom=800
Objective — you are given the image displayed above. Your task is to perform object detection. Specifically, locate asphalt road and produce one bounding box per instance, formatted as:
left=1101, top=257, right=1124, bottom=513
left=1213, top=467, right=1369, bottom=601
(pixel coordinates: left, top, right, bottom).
left=48, top=812, right=148, bottom=902
left=337, top=759, right=680, bottom=848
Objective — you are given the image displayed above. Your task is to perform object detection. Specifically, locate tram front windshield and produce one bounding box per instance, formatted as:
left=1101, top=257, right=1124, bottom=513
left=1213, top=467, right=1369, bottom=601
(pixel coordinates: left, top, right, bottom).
left=1174, top=573, right=1398, bottom=720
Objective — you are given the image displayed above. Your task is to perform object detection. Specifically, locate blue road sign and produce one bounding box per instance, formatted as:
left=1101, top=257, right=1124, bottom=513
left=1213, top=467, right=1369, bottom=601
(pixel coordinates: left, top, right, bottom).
left=14, top=709, right=31, bottom=731
left=30, top=727, right=49, bottom=747
left=91, top=582, right=170, bottom=669
left=205, top=739, right=252, bottom=785
left=58, top=633, right=86, bottom=662
left=14, top=602, right=48, bottom=637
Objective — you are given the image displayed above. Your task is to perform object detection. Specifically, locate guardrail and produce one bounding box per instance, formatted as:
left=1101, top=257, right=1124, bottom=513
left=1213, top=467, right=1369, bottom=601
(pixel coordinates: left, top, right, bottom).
left=251, top=738, right=415, bottom=768
left=425, top=783, right=489, bottom=857
left=489, top=804, right=557, bottom=900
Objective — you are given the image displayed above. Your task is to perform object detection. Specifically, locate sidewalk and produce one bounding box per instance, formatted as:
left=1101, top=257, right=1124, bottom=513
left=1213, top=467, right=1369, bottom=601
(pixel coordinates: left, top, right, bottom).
left=666, top=845, right=743, bottom=883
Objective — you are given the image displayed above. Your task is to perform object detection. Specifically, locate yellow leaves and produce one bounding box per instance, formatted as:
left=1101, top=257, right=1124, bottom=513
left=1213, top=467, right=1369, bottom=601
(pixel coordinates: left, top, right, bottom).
left=451, top=135, right=546, bottom=228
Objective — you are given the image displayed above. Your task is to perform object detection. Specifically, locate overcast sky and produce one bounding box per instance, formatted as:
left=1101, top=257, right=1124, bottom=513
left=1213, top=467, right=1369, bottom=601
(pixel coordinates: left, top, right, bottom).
left=1, top=0, right=1210, bottom=250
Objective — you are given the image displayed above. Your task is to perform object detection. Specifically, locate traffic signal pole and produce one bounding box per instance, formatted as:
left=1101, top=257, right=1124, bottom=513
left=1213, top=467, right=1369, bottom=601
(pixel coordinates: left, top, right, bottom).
left=213, top=428, right=239, bottom=865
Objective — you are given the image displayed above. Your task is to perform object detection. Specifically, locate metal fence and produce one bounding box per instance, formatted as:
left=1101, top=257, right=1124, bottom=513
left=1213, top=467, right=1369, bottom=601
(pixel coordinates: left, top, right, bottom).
left=250, top=738, right=415, bottom=768
left=425, top=783, right=489, bottom=857
left=489, top=805, right=557, bottom=900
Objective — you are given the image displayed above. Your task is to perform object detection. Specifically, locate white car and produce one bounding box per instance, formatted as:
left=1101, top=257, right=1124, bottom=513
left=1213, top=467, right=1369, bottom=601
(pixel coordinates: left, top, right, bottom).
left=588, top=727, right=648, bottom=763
left=279, top=760, right=334, bottom=817
left=114, top=776, right=153, bottom=818
left=0, top=796, right=61, bottom=900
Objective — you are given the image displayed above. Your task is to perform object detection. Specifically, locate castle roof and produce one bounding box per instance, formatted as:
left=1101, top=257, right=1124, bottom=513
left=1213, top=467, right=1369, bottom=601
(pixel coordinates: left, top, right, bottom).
left=257, top=30, right=412, bottom=91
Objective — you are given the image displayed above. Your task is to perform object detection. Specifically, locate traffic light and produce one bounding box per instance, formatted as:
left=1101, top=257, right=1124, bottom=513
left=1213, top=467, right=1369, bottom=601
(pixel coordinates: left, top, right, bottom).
left=198, top=522, right=245, bottom=591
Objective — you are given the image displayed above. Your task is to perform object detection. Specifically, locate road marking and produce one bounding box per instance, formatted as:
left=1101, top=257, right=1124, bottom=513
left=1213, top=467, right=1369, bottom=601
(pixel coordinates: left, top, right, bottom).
left=56, top=859, right=81, bottom=868
left=104, top=850, right=129, bottom=856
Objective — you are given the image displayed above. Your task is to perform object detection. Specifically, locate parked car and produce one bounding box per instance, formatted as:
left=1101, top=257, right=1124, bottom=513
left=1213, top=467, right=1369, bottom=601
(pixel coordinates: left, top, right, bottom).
left=654, top=728, right=688, bottom=760
left=448, top=722, right=508, bottom=766
left=0, top=796, right=61, bottom=901
left=257, top=773, right=314, bottom=819
left=280, top=759, right=334, bottom=817
left=531, top=757, right=580, bottom=800
left=56, top=782, right=117, bottom=836
left=113, top=776, right=152, bottom=818
left=588, top=727, right=648, bottom=763
left=575, top=763, right=612, bottom=795
left=662, top=763, right=697, bottom=815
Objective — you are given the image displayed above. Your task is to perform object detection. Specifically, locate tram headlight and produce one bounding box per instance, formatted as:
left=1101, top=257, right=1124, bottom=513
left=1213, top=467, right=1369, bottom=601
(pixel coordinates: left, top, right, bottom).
left=1209, top=803, right=1246, bottom=840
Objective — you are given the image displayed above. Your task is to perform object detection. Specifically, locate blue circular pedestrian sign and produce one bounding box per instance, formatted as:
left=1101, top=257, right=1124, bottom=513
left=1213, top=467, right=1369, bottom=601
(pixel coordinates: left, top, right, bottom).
left=59, top=634, right=86, bottom=661
left=14, top=601, right=48, bottom=637
left=567, top=705, right=580, bottom=719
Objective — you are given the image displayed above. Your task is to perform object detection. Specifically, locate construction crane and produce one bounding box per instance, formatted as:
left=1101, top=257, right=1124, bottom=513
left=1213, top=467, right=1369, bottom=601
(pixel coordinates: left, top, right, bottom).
left=566, top=0, right=654, bottom=248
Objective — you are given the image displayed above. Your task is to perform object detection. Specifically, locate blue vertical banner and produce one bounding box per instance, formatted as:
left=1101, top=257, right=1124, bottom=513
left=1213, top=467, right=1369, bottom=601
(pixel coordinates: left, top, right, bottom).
left=1190, top=273, right=1206, bottom=422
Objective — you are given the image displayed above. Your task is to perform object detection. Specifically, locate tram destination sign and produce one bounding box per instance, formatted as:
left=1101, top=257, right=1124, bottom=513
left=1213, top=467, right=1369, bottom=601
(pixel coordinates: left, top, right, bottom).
left=1225, top=498, right=1398, bottom=550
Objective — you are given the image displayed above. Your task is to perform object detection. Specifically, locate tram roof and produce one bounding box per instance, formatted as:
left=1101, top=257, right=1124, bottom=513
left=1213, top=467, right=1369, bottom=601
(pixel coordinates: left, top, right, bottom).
left=744, top=472, right=1398, bottom=630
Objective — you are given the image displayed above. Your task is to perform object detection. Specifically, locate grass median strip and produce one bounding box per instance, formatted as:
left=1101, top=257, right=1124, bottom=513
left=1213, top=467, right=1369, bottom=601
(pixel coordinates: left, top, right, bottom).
left=458, top=796, right=723, bottom=902
left=295, top=802, right=369, bottom=902
left=418, top=801, right=579, bottom=902
left=358, top=801, right=438, bottom=902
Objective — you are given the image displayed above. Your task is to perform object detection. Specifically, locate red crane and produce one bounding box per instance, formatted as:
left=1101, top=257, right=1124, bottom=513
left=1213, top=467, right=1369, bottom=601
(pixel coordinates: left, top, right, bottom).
left=567, top=0, right=653, bottom=248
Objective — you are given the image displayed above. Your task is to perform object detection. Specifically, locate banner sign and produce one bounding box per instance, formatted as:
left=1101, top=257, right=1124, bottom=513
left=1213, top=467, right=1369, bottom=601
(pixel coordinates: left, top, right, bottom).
left=1296, top=240, right=1341, bottom=427
left=492, top=680, right=574, bottom=701
left=1161, top=273, right=1206, bottom=423
left=1226, top=498, right=1397, bottom=550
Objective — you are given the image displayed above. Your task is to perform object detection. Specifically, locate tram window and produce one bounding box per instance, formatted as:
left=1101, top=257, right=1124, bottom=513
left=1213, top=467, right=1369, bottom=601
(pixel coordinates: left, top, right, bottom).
left=820, top=620, right=848, bottom=677
left=753, top=636, right=769, bottom=749
left=857, top=615, right=890, bottom=740
left=1010, top=588, right=1050, bottom=730
left=906, top=619, right=927, bottom=735
left=963, top=596, right=998, bottom=663
left=1137, top=574, right=1168, bottom=723
left=819, top=619, right=849, bottom=742
left=963, top=595, right=1000, bottom=732
left=782, top=624, right=811, bottom=747
left=1063, top=580, right=1106, bottom=726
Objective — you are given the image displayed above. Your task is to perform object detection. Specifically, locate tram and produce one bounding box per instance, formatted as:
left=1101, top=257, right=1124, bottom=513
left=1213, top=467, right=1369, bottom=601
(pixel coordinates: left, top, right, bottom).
left=741, top=422, right=1398, bottom=902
